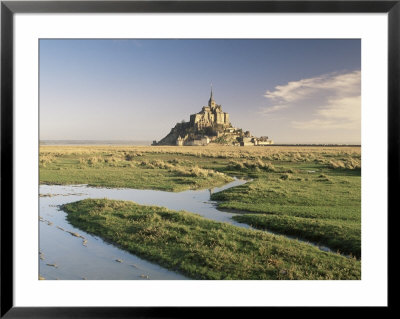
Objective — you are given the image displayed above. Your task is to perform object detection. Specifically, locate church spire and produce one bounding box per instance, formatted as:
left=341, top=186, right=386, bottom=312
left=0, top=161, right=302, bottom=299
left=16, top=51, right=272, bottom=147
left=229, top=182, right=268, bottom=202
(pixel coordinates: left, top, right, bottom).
left=208, top=83, right=215, bottom=107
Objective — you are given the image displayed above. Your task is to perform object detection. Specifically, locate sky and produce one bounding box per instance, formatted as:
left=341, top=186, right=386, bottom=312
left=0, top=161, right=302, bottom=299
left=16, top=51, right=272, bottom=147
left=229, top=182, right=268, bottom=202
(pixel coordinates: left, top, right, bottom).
left=40, top=39, right=361, bottom=144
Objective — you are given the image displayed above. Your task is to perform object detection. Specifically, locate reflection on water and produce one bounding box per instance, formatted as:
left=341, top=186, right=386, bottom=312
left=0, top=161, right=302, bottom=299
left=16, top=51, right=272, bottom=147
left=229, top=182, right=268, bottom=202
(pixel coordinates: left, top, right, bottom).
left=39, top=179, right=249, bottom=280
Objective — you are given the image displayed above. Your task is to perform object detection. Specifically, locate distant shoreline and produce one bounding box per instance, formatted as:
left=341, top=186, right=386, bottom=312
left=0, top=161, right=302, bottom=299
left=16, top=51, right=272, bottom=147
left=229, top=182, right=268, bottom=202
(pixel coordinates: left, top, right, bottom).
left=268, top=144, right=361, bottom=147
left=40, top=140, right=153, bottom=146
left=40, top=140, right=360, bottom=147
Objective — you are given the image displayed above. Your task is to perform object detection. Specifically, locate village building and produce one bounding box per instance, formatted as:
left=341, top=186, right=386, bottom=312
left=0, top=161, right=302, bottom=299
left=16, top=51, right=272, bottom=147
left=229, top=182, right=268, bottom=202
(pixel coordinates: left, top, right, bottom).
left=239, top=137, right=254, bottom=146
left=185, top=136, right=210, bottom=146
left=176, top=136, right=184, bottom=146
left=256, top=136, right=274, bottom=146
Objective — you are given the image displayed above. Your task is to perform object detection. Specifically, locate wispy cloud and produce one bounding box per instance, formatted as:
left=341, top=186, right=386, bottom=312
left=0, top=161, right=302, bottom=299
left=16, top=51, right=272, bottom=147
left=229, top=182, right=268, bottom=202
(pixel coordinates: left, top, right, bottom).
left=260, top=70, right=361, bottom=131
left=259, top=104, right=288, bottom=115
left=292, top=96, right=360, bottom=130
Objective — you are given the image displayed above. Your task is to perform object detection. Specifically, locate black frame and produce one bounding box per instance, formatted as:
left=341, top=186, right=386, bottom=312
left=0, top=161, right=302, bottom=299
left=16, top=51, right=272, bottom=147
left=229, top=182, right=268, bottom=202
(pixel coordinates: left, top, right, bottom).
left=1, top=0, right=396, bottom=317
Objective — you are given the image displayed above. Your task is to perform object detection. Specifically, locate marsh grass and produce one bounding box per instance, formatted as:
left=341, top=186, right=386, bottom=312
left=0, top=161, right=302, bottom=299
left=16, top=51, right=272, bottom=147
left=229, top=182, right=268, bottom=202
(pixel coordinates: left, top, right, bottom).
left=212, top=164, right=361, bottom=257
left=40, top=146, right=237, bottom=191
left=233, top=214, right=360, bottom=258
left=62, top=198, right=361, bottom=280
left=40, top=145, right=360, bottom=162
left=40, top=145, right=361, bottom=259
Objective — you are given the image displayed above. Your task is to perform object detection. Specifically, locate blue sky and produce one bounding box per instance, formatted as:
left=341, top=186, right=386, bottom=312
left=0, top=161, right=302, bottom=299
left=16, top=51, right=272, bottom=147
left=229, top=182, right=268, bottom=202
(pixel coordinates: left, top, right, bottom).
left=40, top=39, right=361, bottom=143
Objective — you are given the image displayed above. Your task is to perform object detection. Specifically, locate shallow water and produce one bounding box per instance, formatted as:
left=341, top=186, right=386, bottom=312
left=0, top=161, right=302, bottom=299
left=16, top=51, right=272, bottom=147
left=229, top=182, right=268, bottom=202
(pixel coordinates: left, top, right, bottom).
left=39, top=179, right=250, bottom=280
left=39, top=177, right=341, bottom=280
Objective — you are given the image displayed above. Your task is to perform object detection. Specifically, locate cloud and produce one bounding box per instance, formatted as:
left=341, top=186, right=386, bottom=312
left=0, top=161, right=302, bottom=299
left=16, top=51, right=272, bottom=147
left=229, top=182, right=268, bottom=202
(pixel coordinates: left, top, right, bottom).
left=292, top=95, right=361, bottom=130
left=259, top=104, right=288, bottom=115
left=260, top=70, right=361, bottom=131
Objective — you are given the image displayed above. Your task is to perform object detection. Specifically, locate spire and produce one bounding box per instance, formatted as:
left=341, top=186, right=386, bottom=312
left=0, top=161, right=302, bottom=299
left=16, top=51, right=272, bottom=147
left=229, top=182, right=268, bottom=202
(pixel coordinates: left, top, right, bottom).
left=208, top=83, right=215, bottom=107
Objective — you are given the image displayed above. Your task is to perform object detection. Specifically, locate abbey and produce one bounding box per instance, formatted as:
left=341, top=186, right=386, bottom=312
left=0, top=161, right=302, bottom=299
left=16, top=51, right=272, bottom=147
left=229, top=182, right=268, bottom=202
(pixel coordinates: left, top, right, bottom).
left=153, top=88, right=273, bottom=146
left=189, top=88, right=230, bottom=130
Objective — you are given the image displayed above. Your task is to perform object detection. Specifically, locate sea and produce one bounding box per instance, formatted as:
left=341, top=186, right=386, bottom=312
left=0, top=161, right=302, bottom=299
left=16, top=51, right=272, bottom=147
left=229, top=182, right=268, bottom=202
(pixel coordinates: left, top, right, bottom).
left=40, top=140, right=153, bottom=146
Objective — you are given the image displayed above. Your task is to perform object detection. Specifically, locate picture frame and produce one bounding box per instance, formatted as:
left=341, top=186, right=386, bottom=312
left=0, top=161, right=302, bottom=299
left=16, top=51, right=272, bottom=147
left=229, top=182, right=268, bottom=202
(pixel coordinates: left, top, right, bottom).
left=1, top=0, right=396, bottom=316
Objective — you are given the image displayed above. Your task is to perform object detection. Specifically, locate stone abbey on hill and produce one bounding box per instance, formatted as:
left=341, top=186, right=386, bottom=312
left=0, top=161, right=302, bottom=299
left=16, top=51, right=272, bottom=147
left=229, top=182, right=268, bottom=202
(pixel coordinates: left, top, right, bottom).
left=153, top=88, right=273, bottom=146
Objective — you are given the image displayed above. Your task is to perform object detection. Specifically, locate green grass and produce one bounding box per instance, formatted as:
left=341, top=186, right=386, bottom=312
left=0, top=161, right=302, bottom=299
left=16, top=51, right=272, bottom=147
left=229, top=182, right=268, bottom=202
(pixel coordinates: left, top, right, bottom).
left=233, top=214, right=360, bottom=257
left=40, top=151, right=233, bottom=191
left=62, top=198, right=361, bottom=280
left=40, top=145, right=361, bottom=264
left=212, top=163, right=361, bottom=258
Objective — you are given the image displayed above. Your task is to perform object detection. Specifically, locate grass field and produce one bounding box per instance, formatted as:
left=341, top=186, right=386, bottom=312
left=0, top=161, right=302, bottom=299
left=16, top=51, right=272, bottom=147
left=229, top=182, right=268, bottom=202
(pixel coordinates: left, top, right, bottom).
left=62, top=198, right=360, bottom=280
left=39, top=145, right=236, bottom=191
left=40, top=144, right=361, bottom=276
left=211, top=158, right=361, bottom=257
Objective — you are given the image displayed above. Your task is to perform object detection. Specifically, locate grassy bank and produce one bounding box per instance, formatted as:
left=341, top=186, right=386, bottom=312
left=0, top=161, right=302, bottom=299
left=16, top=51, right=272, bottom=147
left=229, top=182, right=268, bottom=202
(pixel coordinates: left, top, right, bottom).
left=212, top=160, right=361, bottom=258
left=62, top=198, right=361, bottom=280
left=233, top=214, right=360, bottom=257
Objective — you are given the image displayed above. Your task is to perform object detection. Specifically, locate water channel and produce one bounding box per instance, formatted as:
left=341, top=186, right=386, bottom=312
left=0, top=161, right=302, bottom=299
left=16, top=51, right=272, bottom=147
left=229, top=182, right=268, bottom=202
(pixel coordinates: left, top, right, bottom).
left=40, top=177, right=339, bottom=280
left=39, top=179, right=251, bottom=280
